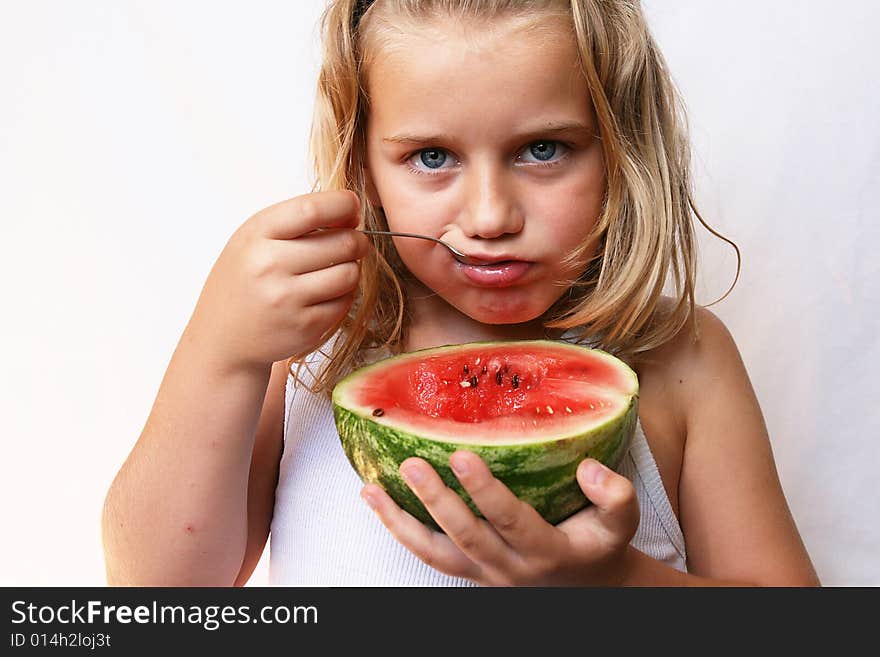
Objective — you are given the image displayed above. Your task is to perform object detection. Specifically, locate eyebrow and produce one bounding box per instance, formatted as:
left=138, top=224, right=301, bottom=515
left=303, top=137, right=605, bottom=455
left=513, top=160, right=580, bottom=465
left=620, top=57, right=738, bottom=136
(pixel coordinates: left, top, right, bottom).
left=382, top=120, right=595, bottom=145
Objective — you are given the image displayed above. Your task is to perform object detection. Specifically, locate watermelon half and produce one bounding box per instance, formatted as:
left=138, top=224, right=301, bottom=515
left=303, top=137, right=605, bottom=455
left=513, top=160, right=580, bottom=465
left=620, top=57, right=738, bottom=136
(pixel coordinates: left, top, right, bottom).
left=332, top=340, right=639, bottom=527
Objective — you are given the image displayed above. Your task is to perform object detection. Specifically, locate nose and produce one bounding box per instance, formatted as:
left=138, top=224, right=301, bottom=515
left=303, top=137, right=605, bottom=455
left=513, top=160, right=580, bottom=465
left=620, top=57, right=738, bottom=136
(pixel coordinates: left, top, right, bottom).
left=457, top=160, right=524, bottom=239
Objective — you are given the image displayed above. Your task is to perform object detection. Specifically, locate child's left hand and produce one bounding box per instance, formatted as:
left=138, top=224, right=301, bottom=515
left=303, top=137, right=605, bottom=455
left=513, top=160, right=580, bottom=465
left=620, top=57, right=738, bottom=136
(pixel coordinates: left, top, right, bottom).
left=360, top=451, right=640, bottom=586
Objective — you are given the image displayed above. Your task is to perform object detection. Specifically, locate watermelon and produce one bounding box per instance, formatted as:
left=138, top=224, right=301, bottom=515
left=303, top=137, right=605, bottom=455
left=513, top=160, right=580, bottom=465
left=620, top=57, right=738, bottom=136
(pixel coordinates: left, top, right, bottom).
left=332, top=340, right=639, bottom=527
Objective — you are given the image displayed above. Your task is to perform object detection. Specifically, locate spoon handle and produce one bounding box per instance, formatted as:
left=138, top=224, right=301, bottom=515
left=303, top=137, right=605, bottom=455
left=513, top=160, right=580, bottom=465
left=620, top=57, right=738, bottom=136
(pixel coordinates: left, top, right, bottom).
left=359, top=229, right=472, bottom=261
left=360, top=229, right=450, bottom=247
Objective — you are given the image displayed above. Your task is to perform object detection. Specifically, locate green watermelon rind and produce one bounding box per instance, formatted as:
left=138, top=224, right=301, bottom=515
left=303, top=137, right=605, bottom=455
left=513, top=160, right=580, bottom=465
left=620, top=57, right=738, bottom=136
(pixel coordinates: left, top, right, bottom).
left=333, top=396, right=637, bottom=527
left=331, top=340, right=639, bottom=528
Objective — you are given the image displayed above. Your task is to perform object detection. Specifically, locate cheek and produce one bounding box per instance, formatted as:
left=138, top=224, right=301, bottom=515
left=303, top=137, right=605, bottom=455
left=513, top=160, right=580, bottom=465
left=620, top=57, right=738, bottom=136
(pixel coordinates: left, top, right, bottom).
left=384, top=201, right=452, bottom=242
left=531, top=152, right=605, bottom=240
left=540, top=186, right=603, bottom=247
left=392, top=239, right=447, bottom=282
left=370, top=173, right=449, bottom=234
left=366, top=151, right=419, bottom=218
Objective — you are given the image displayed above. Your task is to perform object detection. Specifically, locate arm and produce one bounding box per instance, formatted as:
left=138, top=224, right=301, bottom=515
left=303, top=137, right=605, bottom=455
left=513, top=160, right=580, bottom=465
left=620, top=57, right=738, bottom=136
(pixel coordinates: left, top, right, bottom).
left=667, top=307, right=819, bottom=586
left=101, top=190, right=367, bottom=586
left=233, top=360, right=287, bottom=586
left=100, top=339, right=281, bottom=586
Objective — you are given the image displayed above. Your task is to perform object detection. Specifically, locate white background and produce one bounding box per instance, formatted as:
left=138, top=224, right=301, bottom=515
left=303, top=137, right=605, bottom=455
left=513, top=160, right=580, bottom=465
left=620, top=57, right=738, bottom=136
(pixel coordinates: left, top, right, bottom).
left=1, top=1, right=877, bottom=586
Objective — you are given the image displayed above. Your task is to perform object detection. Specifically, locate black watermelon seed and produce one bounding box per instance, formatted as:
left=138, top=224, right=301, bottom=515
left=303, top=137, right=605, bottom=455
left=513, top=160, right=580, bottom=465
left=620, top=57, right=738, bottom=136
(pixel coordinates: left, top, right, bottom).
left=470, top=375, right=478, bottom=388
left=372, top=408, right=384, bottom=417
left=495, top=370, right=503, bottom=385
left=463, top=364, right=469, bottom=374
left=481, top=366, right=487, bottom=375
left=512, top=374, right=520, bottom=389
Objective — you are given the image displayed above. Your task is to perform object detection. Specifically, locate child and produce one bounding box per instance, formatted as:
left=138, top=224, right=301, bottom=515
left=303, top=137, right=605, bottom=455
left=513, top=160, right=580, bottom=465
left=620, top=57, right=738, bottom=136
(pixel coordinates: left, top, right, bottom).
left=102, top=0, right=819, bottom=586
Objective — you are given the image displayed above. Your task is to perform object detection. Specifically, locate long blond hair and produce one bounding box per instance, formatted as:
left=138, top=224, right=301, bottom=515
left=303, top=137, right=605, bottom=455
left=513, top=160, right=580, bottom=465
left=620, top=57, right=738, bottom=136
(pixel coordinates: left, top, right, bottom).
left=289, top=0, right=740, bottom=393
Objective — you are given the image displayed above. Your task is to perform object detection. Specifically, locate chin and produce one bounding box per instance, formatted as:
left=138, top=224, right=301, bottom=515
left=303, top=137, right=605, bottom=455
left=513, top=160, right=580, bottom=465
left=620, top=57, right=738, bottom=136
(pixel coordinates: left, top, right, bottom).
left=454, top=296, right=549, bottom=326
left=470, top=310, right=541, bottom=325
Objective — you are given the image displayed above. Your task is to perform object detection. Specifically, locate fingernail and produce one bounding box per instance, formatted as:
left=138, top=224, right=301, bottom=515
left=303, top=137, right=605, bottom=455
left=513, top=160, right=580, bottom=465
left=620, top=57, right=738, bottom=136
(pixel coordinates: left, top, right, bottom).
left=361, top=489, right=378, bottom=510
left=450, top=453, right=469, bottom=477
left=583, top=460, right=608, bottom=486
left=401, top=463, right=423, bottom=485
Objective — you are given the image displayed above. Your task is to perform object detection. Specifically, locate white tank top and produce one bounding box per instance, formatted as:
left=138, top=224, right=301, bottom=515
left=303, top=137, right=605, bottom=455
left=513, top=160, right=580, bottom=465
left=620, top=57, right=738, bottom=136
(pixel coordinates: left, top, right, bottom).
left=269, top=338, right=688, bottom=585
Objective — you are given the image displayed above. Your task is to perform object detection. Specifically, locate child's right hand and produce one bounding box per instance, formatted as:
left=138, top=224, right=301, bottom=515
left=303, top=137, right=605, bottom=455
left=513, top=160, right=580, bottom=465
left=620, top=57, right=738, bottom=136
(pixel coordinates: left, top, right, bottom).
left=188, top=190, right=369, bottom=372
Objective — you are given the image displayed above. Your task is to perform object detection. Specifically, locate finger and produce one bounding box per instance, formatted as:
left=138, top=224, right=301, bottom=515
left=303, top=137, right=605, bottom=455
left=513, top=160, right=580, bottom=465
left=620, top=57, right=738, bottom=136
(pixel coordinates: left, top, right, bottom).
left=295, top=291, right=356, bottom=333
left=449, top=451, right=563, bottom=555
left=399, top=457, right=513, bottom=568
left=360, top=484, right=481, bottom=580
left=564, top=459, right=639, bottom=547
left=280, top=228, right=371, bottom=275
left=261, top=190, right=360, bottom=240
left=295, top=261, right=361, bottom=306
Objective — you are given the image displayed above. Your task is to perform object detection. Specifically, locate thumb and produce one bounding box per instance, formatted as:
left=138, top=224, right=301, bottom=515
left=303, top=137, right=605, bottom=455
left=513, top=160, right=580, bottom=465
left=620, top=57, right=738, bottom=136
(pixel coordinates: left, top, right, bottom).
left=575, top=459, right=639, bottom=544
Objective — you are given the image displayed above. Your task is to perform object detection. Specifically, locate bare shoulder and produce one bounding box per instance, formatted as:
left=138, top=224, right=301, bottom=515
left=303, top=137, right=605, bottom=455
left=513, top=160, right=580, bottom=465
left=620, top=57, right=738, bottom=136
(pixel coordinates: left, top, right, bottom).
left=636, top=301, right=818, bottom=584
left=627, top=301, right=724, bottom=518
left=642, top=302, right=767, bottom=448
left=631, top=301, right=741, bottom=430
left=632, top=300, right=734, bottom=385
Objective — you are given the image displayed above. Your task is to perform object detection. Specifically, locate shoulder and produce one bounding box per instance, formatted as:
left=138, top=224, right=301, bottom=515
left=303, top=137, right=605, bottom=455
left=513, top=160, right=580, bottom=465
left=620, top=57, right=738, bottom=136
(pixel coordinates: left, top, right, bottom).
left=624, top=300, right=745, bottom=513
left=676, top=305, right=749, bottom=424
left=635, top=303, right=818, bottom=583
left=678, top=302, right=761, bottom=432
left=657, top=302, right=764, bottom=454
left=632, top=299, right=741, bottom=397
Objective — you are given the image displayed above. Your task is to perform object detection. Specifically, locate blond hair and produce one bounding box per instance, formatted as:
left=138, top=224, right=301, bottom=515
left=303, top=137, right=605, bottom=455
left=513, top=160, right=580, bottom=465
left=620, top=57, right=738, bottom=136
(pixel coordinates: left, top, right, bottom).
left=289, top=0, right=740, bottom=394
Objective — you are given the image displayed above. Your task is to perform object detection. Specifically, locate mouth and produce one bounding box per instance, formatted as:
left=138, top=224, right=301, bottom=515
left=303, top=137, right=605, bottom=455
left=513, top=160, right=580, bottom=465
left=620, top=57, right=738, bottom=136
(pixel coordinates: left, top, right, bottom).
left=456, top=259, right=533, bottom=287
left=458, top=252, right=522, bottom=266
left=467, top=258, right=520, bottom=266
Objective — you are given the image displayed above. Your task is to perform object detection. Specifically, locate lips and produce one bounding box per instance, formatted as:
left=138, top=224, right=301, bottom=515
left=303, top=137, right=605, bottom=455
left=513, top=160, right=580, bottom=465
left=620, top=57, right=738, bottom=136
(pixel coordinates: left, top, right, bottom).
left=461, top=252, right=520, bottom=264
left=458, top=259, right=532, bottom=287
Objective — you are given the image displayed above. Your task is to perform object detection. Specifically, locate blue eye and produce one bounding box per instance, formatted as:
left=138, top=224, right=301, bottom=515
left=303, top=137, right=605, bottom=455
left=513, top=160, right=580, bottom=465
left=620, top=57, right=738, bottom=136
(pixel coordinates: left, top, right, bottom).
left=518, top=141, right=569, bottom=167
left=419, top=149, right=447, bottom=169
left=528, top=142, right=557, bottom=161
left=406, top=141, right=568, bottom=176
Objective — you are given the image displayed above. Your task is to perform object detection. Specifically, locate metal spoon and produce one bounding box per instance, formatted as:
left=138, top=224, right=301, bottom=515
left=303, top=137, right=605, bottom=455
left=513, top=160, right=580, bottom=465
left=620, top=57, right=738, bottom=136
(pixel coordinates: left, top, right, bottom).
left=360, top=230, right=490, bottom=266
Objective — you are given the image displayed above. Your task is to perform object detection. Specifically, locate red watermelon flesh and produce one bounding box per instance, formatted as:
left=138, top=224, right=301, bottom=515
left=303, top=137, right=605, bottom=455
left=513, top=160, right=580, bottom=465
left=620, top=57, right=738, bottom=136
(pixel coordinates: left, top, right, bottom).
left=347, top=341, right=635, bottom=444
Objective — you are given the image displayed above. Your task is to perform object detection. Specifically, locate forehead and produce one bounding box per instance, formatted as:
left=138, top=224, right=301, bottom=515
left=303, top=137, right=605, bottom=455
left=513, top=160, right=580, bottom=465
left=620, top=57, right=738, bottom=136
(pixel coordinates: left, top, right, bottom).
left=363, top=15, right=592, bottom=138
